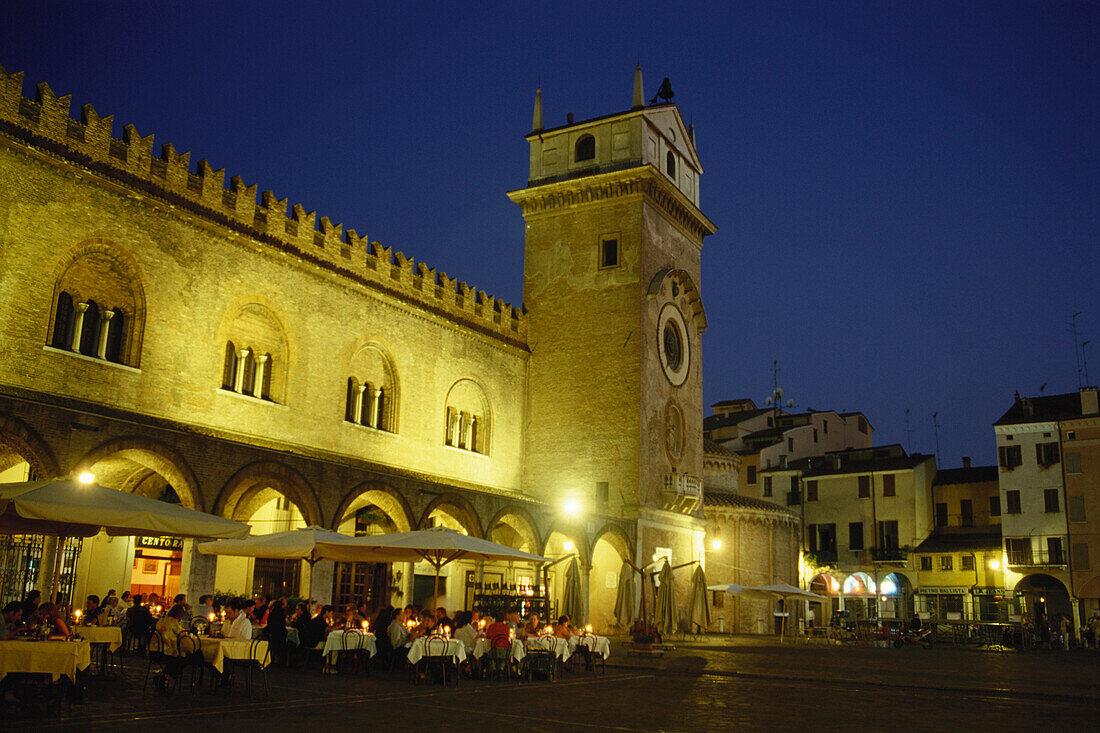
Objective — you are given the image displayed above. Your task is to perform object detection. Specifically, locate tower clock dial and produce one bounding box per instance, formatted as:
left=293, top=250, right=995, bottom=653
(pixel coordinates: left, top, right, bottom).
left=657, top=303, right=690, bottom=386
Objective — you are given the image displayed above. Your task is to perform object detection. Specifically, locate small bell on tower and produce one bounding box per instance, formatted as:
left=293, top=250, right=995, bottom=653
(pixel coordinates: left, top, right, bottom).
left=649, top=78, right=675, bottom=105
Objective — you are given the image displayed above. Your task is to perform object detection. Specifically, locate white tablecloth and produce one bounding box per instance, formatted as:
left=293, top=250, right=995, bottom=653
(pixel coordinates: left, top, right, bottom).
left=199, top=638, right=269, bottom=674
left=322, top=630, right=377, bottom=662
left=569, top=635, right=611, bottom=660
left=0, top=639, right=91, bottom=682
left=519, top=636, right=571, bottom=662
left=406, top=636, right=466, bottom=665
left=79, top=625, right=123, bottom=653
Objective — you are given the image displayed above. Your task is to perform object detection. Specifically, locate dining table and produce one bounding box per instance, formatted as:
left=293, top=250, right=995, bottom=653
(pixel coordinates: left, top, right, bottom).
left=77, top=625, right=124, bottom=652
left=322, top=629, right=377, bottom=664
left=406, top=635, right=466, bottom=665
left=0, top=638, right=91, bottom=682
left=198, top=637, right=269, bottom=674
left=569, top=634, right=611, bottom=659
left=252, top=625, right=301, bottom=646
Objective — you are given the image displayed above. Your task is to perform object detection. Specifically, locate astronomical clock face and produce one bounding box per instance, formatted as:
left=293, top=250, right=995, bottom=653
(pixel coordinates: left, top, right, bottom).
left=657, top=303, right=690, bottom=387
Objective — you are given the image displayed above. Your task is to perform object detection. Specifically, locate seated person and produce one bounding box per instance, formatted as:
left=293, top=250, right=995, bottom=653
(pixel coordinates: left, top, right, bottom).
left=554, top=615, right=574, bottom=640
left=126, top=594, right=154, bottom=641
left=0, top=601, right=24, bottom=639
left=152, top=605, right=200, bottom=691
left=249, top=596, right=268, bottom=625
left=103, top=596, right=126, bottom=626
left=485, top=612, right=512, bottom=648
left=435, top=606, right=453, bottom=631
left=34, top=603, right=71, bottom=637
left=388, top=606, right=412, bottom=650
left=452, top=611, right=477, bottom=651
left=171, top=594, right=191, bottom=622
left=522, top=612, right=541, bottom=639
left=304, top=605, right=335, bottom=649
left=193, top=594, right=215, bottom=621
left=82, top=594, right=105, bottom=626
left=225, top=598, right=253, bottom=640
left=409, top=608, right=436, bottom=641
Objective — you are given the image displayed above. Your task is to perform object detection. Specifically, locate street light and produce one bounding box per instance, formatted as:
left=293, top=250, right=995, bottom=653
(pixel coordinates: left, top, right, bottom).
left=711, top=539, right=722, bottom=551
left=77, top=472, right=95, bottom=485
left=563, top=540, right=575, bottom=552
left=988, top=559, right=1001, bottom=570
left=563, top=498, right=581, bottom=516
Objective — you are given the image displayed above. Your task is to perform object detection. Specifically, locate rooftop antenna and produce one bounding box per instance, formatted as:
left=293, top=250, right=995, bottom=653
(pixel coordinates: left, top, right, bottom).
left=1083, top=341, right=1092, bottom=387
left=931, top=412, right=941, bottom=459
left=904, top=409, right=913, bottom=453
left=1071, top=312, right=1085, bottom=389
left=764, top=360, right=795, bottom=416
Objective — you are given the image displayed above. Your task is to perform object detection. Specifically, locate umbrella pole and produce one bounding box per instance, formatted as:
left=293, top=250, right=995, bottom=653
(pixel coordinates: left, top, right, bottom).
left=49, top=535, right=66, bottom=605
left=306, top=558, right=317, bottom=606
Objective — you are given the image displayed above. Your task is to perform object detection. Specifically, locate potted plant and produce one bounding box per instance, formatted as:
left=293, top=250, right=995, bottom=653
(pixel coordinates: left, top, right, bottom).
left=631, top=620, right=658, bottom=650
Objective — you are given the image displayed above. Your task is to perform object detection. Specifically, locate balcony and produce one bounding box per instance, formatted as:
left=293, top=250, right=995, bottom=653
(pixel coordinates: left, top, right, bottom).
left=661, top=473, right=703, bottom=514
left=786, top=490, right=801, bottom=507
left=870, top=546, right=908, bottom=563
left=1006, top=549, right=1065, bottom=568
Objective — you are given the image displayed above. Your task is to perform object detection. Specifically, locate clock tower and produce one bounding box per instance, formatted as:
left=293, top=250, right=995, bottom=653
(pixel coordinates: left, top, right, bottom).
left=509, top=69, right=717, bottom=573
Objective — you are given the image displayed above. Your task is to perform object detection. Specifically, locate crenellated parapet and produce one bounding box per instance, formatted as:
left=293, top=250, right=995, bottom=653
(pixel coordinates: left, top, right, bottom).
left=0, top=66, right=527, bottom=347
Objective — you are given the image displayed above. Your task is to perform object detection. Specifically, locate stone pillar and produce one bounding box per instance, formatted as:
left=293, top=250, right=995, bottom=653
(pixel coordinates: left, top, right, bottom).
left=446, top=409, right=458, bottom=445
left=372, top=388, right=383, bottom=429
left=367, top=387, right=379, bottom=428
left=353, top=384, right=367, bottom=424
left=310, top=560, right=334, bottom=606
left=70, top=302, right=89, bottom=352
left=461, top=413, right=473, bottom=450
left=96, top=309, right=115, bottom=359
left=233, top=348, right=250, bottom=392
left=37, top=536, right=59, bottom=598
left=178, top=539, right=217, bottom=601
left=468, top=416, right=478, bottom=452
left=252, top=354, right=269, bottom=397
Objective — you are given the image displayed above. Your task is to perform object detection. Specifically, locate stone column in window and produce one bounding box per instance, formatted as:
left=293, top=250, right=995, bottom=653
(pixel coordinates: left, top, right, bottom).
left=468, top=415, right=478, bottom=453
left=253, top=354, right=269, bottom=397
left=446, top=407, right=458, bottom=445
left=233, top=348, right=251, bottom=393
left=96, top=309, right=115, bottom=359
left=461, top=412, right=474, bottom=450
left=70, top=302, right=89, bottom=352
left=371, top=387, right=383, bottom=429
left=353, top=382, right=367, bottom=424
left=455, top=412, right=466, bottom=449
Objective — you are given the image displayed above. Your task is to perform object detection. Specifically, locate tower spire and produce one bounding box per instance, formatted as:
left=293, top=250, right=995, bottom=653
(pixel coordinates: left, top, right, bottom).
left=632, top=66, right=644, bottom=109
left=532, top=89, right=543, bottom=132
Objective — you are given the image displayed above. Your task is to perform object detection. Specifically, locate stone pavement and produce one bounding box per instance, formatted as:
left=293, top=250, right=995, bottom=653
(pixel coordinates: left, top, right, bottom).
left=8, top=636, right=1099, bottom=732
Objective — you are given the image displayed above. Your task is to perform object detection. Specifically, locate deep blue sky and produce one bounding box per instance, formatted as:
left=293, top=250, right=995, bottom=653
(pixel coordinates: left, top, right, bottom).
left=4, top=2, right=1097, bottom=467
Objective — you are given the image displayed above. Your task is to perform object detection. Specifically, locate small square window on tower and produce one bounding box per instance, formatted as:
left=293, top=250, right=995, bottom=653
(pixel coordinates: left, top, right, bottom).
left=599, top=237, right=620, bottom=269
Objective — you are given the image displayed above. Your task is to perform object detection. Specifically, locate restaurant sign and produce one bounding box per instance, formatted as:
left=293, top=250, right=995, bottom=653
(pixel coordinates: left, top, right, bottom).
left=136, top=536, right=185, bottom=551
left=971, top=587, right=1007, bottom=597
left=916, top=586, right=968, bottom=595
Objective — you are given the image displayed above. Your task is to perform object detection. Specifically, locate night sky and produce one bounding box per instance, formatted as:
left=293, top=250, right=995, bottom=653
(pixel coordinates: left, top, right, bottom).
left=3, top=2, right=1096, bottom=467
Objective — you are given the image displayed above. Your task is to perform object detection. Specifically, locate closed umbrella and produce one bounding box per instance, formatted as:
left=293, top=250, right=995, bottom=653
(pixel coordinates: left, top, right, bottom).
left=0, top=477, right=249, bottom=602
left=684, top=564, right=711, bottom=634
left=653, top=561, right=678, bottom=637
left=612, top=559, right=636, bottom=628
left=197, top=526, right=382, bottom=601
left=561, top=556, right=584, bottom=625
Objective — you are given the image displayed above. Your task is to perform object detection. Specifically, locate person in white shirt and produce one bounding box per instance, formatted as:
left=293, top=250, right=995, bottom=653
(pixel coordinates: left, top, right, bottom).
left=388, top=605, right=412, bottom=648
left=225, top=598, right=252, bottom=640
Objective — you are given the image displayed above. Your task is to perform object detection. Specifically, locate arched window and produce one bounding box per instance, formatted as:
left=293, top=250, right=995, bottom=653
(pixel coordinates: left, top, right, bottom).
left=49, top=243, right=146, bottom=366
left=219, top=304, right=288, bottom=403
left=78, top=300, right=100, bottom=357
left=51, top=292, right=74, bottom=349
left=444, top=379, right=490, bottom=455
left=575, top=134, right=595, bottom=162
left=666, top=150, right=676, bottom=177
left=346, top=345, right=397, bottom=432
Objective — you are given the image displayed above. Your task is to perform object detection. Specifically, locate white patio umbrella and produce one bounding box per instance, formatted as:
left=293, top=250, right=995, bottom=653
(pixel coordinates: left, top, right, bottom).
left=347, top=526, right=550, bottom=605
left=752, top=583, right=826, bottom=639
left=0, top=477, right=249, bottom=602
left=612, top=559, right=636, bottom=628
left=653, top=561, right=679, bottom=637
left=707, top=583, right=776, bottom=601
left=561, top=556, right=585, bottom=625
left=197, top=526, right=382, bottom=601
left=684, top=564, right=711, bottom=634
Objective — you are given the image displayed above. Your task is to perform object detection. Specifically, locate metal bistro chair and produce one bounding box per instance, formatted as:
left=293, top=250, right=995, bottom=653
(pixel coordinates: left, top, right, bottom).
left=573, top=636, right=604, bottom=675
left=422, top=635, right=458, bottom=686
left=244, top=638, right=271, bottom=698
left=338, top=629, right=364, bottom=675
left=486, top=636, right=512, bottom=682
left=175, top=631, right=205, bottom=694
left=142, top=631, right=169, bottom=694
left=524, top=638, right=555, bottom=682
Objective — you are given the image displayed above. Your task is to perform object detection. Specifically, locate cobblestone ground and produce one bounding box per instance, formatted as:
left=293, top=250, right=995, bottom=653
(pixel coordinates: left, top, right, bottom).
left=9, top=637, right=1099, bottom=732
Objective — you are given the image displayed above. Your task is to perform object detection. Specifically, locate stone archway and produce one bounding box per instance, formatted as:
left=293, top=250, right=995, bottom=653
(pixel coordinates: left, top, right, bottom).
left=0, top=411, right=59, bottom=481
left=485, top=506, right=541, bottom=554
left=589, top=524, right=633, bottom=632
left=75, top=436, right=202, bottom=510
left=419, top=492, right=483, bottom=538
left=333, top=481, right=415, bottom=534
left=215, top=461, right=322, bottom=527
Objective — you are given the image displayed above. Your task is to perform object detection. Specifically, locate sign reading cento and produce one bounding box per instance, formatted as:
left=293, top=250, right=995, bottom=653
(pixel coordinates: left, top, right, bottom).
left=136, top=536, right=185, bottom=551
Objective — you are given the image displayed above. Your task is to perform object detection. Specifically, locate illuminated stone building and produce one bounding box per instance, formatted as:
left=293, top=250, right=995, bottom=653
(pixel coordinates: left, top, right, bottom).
left=0, top=65, right=714, bottom=629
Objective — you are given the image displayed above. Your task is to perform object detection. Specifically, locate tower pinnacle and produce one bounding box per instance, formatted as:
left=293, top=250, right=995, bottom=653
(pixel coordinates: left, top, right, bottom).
left=532, top=89, right=543, bottom=132
left=632, top=66, right=644, bottom=109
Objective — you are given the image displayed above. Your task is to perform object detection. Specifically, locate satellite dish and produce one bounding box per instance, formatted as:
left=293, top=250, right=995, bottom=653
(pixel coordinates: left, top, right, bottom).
left=787, top=399, right=794, bottom=408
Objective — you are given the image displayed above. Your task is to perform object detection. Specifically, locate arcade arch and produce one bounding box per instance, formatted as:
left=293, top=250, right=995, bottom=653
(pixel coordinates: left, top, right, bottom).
left=1014, top=573, right=1072, bottom=626
left=590, top=525, right=633, bottom=631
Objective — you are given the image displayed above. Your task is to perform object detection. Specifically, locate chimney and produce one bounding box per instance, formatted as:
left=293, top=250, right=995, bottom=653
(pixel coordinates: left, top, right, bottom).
left=531, top=89, right=543, bottom=132
left=566, top=112, right=574, bottom=125
left=962, top=456, right=971, bottom=469
left=1082, top=388, right=1098, bottom=416
left=632, top=65, right=644, bottom=109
